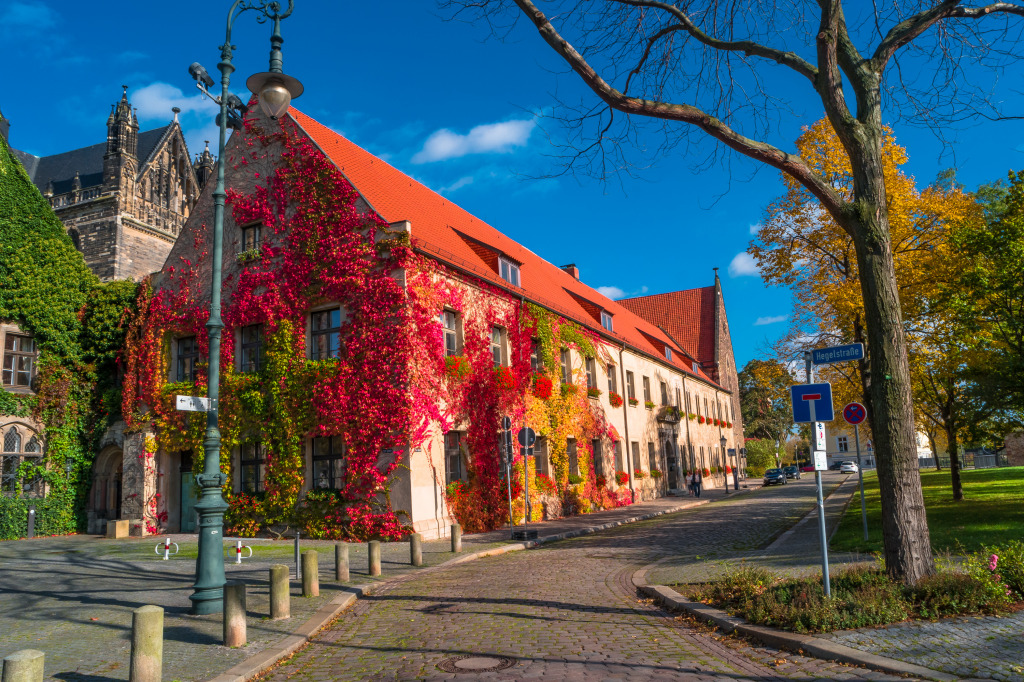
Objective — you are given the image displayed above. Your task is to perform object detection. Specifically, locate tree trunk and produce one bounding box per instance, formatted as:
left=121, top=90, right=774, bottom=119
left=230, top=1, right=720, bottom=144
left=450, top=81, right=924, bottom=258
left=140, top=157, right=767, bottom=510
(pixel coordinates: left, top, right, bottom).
left=927, top=430, right=941, bottom=471
left=846, top=130, right=935, bottom=585
left=945, top=424, right=963, bottom=501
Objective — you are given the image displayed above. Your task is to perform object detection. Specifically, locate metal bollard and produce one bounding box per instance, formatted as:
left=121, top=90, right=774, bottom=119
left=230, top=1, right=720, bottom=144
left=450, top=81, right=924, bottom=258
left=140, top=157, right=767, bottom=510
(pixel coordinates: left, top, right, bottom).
left=293, top=531, right=301, bottom=578
left=26, top=506, right=35, bottom=540
left=410, top=532, right=423, bottom=567
left=451, top=524, right=462, bottom=553
left=129, top=605, right=163, bottom=682
left=231, top=540, right=253, bottom=564
left=223, top=581, right=246, bottom=647
left=269, top=564, right=290, bottom=620
left=368, top=540, right=381, bottom=577
left=2, top=649, right=44, bottom=682
left=154, top=538, right=179, bottom=560
left=301, top=550, right=319, bottom=597
left=335, top=543, right=349, bottom=582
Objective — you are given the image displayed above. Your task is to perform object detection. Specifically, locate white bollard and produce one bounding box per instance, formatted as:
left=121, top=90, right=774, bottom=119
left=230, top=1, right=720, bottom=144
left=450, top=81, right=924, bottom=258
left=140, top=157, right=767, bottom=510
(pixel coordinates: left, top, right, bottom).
left=154, top=538, right=179, bottom=561
left=233, top=541, right=253, bottom=564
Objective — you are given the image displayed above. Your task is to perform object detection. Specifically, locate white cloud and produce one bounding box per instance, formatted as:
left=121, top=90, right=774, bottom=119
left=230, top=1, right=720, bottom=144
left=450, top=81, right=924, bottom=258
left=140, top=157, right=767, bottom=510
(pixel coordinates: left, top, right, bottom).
left=440, top=176, right=474, bottom=194
left=412, top=118, right=536, bottom=163
left=749, top=222, right=762, bottom=235
left=596, top=286, right=626, bottom=300
left=728, top=252, right=760, bottom=277
left=754, top=315, right=788, bottom=326
left=132, top=82, right=214, bottom=120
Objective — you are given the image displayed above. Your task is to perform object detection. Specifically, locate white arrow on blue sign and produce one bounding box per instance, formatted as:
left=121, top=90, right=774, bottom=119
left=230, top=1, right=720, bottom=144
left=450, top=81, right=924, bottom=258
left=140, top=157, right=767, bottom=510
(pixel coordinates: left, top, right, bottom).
left=790, top=383, right=835, bottom=423
left=811, top=343, right=864, bottom=365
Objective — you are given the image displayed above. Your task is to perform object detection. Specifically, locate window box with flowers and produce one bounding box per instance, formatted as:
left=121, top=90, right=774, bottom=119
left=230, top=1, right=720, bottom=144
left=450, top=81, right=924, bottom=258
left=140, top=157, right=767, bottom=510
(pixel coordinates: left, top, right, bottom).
left=697, top=415, right=706, bottom=424
left=615, top=471, right=629, bottom=486
left=494, top=365, right=515, bottom=390
left=703, top=467, right=711, bottom=477
left=633, top=469, right=646, bottom=480
left=688, top=413, right=696, bottom=420
left=445, top=355, right=470, bottom=378
left=561, top=383, right=578, bottom=397
left=644, top=400, right=655, bottom=410
left=650, top=469, right=663, bottom=480
left=587, top=386, right=602, bottom=399
left=532, top=373, right=553, bottom=400
left=713, top=418, right=720, bottom=426
left=725, top=465, right=733, bottom=474
left=628, top=397, right=639, bottom=407
left=608, top=391, right=623, bottom=408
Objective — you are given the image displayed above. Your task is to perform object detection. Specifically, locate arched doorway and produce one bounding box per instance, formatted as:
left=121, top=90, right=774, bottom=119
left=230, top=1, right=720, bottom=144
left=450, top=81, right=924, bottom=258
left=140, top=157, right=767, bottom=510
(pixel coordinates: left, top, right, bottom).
left=89, top=446, right=123, bottom=534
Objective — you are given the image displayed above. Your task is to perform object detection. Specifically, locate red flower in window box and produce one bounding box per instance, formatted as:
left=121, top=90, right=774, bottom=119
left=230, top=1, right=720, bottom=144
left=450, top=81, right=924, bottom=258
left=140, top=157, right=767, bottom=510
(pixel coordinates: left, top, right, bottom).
left=493, top=366, right=515, bottom=390
left=608, top=391, right=623, bottom=408
left=587, top=386, right=602, bottom=399
left=713, top=418, right=720, bottom=426
left=698, top=415, right=705, bottom=424
left=628, top=397, right=639, bottom=407
left=532, top=373, right=553, bottom=400
left=615, top=471, right=629, bottom=486
left=703, top=467, right=711, bottom=477
left=596, top=475, right=607, bottom=488
left=445, top=356, right=469, bottom=378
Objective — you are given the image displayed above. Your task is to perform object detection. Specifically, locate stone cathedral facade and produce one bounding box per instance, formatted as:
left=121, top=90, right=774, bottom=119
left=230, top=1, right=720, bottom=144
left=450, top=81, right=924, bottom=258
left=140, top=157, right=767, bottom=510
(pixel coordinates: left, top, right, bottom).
left=5, top=87, right=214, bottom=281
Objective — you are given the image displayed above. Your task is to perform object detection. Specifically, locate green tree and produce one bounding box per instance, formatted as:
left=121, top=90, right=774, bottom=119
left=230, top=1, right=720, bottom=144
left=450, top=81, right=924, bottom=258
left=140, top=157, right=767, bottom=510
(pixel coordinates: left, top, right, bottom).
left=738, top=359, right=792, bottom=444
left=744, top=438, right=779, bottom=477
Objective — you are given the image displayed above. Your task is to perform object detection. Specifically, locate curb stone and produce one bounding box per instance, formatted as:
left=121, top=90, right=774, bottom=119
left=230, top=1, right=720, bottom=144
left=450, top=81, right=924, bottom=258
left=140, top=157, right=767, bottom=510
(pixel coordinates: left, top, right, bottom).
left=203, top=487, right=757, bottom=682
left=633, top=575, right=958, bottom=682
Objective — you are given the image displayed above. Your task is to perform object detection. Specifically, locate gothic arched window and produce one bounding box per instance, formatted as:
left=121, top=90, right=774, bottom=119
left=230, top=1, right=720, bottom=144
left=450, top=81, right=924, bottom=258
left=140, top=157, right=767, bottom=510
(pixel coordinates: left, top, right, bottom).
left=2, top=426, right=44, bottom=496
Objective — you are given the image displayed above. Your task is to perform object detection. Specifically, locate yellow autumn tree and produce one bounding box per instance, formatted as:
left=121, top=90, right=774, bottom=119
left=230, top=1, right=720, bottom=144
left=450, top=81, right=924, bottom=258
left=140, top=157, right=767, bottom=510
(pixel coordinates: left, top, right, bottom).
left=750, top=118, right=981, bottom=427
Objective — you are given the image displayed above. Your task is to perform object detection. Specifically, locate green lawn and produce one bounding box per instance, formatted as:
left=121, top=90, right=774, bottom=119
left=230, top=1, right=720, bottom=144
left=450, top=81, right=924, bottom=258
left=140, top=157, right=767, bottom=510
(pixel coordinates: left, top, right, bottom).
left=832, top=466, right=1024, bottom=554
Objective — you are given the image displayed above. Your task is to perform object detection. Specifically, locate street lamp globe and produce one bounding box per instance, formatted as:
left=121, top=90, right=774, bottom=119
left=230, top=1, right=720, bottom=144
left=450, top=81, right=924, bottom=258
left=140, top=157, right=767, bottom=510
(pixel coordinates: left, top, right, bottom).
left=720, top=436, right=727, bottom=451
left=246, top=72, right=304, bottom=119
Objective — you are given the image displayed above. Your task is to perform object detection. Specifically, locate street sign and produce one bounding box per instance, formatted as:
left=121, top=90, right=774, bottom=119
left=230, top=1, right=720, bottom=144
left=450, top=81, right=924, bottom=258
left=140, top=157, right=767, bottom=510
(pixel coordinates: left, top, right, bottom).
left=813, top=449, right=828, bottom=471
left=501, top=416, right=512, bottom=430
left=790, top=383, right=834, bottom=423
left=517, top=427, right=536, bottom=447
left=811, top=343, right=864, bottom=366
left=176, top=395, right=212, bottom=412
left=843, top=402, right=867, bottom=425
left=814, top=422, right=826, bottom=451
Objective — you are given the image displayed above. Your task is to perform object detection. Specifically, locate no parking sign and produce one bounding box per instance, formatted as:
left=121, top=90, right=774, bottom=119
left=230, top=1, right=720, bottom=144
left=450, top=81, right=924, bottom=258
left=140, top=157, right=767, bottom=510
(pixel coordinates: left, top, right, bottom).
left=843, top=402, right=867, bottom=426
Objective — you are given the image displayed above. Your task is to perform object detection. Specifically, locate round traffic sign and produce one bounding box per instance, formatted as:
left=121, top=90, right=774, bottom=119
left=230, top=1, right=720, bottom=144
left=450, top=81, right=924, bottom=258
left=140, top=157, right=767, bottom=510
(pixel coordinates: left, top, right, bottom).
left=843, top=402, right=867, bottom=425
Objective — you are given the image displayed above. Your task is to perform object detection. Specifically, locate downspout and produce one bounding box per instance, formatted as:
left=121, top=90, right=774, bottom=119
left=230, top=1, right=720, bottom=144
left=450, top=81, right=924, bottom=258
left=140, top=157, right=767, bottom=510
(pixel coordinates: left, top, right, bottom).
left=681, top=373, right=694, bottom=475
left=618, top=344, right=632, bottom=498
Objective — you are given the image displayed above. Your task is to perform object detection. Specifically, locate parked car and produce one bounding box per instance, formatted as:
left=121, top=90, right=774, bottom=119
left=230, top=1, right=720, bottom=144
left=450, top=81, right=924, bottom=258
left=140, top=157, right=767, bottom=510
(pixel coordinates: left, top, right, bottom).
left=828, top=461, right=844, bottom=471
left=763, top=468, right=787, bottom=486
left=800, top=464, right=815, bottom=472
left=783, top=465, right=801, bottom=480
left=839, top=461, right=858, bottom=473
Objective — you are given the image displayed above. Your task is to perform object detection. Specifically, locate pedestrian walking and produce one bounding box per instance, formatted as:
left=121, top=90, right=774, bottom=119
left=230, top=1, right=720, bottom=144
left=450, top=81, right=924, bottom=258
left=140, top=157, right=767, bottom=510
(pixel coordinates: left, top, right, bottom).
left=691, top=471, right=701, bottom=498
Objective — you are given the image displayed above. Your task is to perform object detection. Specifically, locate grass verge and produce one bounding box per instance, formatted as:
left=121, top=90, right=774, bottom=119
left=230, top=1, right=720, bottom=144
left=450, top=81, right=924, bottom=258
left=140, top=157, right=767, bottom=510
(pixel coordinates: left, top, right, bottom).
left=832, top=466, right=1024, bottom=554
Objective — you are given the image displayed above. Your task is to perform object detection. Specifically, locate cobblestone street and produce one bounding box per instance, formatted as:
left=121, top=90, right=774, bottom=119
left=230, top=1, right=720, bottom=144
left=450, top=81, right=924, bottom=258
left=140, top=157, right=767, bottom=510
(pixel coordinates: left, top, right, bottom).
left=263, top=477, right=910, bottom=681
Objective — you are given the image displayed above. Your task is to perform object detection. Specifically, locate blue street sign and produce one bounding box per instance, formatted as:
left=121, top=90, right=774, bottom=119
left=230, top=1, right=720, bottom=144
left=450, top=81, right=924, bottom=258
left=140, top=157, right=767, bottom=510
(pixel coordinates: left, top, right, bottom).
left=843, top=402, right=867, bottom=426
left=812, top=343, right=864, bottom=365
left=790, top=383, right=835, bottom=423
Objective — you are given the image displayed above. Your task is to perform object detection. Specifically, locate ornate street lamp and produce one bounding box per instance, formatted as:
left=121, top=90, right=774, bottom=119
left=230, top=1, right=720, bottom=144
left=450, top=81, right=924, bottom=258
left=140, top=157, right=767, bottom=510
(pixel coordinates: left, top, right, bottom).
left=186, top=0, right=303, bottom=616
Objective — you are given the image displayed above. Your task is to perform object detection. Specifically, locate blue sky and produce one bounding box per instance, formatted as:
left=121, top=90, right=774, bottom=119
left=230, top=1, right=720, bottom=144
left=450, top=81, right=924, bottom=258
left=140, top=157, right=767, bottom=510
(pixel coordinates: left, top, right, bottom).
left=4, top=1, right=1023, bottom=369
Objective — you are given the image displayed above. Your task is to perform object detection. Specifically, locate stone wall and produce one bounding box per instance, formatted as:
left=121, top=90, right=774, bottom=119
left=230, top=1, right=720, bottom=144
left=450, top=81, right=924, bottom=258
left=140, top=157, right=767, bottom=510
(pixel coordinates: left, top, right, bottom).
left=1005, top=432, right=1024, bottom=467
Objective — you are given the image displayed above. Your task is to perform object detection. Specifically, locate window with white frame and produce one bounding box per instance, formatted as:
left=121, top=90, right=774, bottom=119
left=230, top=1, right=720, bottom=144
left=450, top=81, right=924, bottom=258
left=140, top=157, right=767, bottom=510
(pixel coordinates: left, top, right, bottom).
left=837, top=436, right=849, bottom=453
left=310, top=309, right=342, bottom=360
left=660, top=381, right=668, bottom=405
left=560, top=348, right=571, bottom=384
left=445, top=431, right=464, bottom=484
left=499, top=257, right=520, bottom=287
left=665, top=346, right=673, bottom=361
left=648, top=442, right=658, bottom=471
left=626, top=371, right=635, bottom=400
left=2, top=334, right=36, bottom=388
left=530, top=339, right=543, bottom=372
left=631, top=442, right=641, bottom=472
left=440, top=310, right=460, bottom=357
left=614, top=441, right=624, bottom=472
left=490, top=326, right=506, bottom=366
left=567, top=438, right=579, bottom=477
left=643, top=376, right=651, bottom=402
left=585, top=357, right=597, bottom=389
left=312, top=435, right=345, bottom=489
left=591, top=438, right=603, bottom=479
left=607, top=364, right=617, bottom=394
left=601, top=310, right=613, bottom=331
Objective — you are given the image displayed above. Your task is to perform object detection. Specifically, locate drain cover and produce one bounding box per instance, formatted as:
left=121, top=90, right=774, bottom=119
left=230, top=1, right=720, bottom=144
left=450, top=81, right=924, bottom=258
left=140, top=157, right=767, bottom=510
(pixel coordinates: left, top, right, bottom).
left=437, top=655, right=516, bottom=673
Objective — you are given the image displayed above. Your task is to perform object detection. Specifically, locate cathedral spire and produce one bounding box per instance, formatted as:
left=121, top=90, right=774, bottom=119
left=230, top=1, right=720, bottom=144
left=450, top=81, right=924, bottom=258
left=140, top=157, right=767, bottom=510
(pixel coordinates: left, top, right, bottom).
left=193, top=140, right=215, bottom=190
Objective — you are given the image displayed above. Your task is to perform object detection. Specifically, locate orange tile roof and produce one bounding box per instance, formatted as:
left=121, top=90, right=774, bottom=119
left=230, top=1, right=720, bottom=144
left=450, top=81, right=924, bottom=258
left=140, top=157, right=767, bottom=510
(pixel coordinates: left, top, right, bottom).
left=289, top=108, right=722, bottom=389
left=618, top=288, right=718, bottom=365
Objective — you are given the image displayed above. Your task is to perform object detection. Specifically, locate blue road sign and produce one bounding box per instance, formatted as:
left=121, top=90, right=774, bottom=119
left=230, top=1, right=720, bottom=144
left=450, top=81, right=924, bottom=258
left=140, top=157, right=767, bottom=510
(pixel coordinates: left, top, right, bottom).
left=812, top=343, right=864, bottom=365
left=843, top=402, right=867, bottom=426
left=790, top=383, right=835, bottom=423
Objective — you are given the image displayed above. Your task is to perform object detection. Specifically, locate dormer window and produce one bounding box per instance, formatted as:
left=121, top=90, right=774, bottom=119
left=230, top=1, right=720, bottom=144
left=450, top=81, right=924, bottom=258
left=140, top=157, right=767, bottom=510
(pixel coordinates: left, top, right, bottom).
left=601, top=310, right=613, bottom=332
left=665, top=347, right=673, bottom=361
left=499, top=257, right=520, bottom=287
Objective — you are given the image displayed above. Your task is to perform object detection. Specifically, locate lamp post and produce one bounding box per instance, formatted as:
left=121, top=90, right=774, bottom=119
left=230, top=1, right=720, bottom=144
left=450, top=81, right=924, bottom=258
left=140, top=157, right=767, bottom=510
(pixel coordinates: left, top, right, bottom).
left=186, top=0, right=303, bottom=616
left=720, top=435, right=729, bottom=494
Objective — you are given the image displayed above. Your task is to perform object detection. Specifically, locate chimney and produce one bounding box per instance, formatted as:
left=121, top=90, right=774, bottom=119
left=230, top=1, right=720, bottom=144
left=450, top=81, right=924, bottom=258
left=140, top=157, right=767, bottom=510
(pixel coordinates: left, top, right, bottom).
left=561, top=263, right=580, bottom=280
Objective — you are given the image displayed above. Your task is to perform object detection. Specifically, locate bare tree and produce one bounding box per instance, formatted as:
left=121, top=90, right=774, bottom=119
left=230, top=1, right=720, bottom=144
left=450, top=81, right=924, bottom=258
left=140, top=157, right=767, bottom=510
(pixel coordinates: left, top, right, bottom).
left=444, top=0, right=1024, bottom=584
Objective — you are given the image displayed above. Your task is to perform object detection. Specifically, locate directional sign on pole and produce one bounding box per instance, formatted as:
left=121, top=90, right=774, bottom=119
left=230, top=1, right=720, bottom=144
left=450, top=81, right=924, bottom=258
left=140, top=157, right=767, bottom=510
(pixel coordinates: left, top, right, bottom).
left=790, top=383, right=835, bottom=423
left=176, top=395, right=212, bottom=412
left=811, top=343, right=864, bottom=366
left=814, top=422, right=826, bottom=451
left=843, top=402, right=867, bottom=426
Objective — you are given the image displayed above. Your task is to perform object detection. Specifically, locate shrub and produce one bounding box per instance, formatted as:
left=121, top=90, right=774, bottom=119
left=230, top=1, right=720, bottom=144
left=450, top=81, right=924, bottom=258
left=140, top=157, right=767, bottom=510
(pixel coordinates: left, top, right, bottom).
left=989, top=541, right=1024, bottom=599
left=534, top=473, right=556, bottom=495
left=567, top=473, right=584, bottom=485
left=745, top=439, right=779, bottom=472
left=747, top=466, right=766, bottom=478
left=907, top=572, right=1009, bottom=619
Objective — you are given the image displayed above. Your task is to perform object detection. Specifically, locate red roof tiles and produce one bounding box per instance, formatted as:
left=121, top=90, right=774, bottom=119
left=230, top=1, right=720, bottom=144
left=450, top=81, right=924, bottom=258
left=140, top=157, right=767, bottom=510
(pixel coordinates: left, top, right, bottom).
left=618, top=288, right=718, bottom=365
left=289, top=108, right=722, bottom=388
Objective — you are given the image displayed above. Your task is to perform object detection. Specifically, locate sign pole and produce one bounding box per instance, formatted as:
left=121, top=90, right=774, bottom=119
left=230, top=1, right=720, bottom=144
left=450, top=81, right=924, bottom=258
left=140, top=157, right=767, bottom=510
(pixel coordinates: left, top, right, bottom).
left=523, top=445, right=529, bottom=532
left=805, top=352, right=831, bottom=598
left=854, top=424, right=868, bottom=541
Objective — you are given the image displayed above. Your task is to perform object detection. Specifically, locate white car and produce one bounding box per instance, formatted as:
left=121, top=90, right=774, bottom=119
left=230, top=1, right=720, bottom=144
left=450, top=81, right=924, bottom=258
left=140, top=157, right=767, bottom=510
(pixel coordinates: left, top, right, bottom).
left=839, top=461, right=859, bottom=473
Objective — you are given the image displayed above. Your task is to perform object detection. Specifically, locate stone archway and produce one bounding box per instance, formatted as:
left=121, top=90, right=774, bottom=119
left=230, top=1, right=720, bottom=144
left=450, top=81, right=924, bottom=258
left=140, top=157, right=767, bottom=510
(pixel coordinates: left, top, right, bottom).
left=87, top=446, right=123, bottom=534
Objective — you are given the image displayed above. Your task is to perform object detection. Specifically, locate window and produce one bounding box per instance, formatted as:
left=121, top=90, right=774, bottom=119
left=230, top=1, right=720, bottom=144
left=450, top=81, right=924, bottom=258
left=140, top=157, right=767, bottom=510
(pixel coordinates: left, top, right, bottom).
left=2, top=334, right=36, bottom=388
left=600, top=310, right=613, bottom=332
left=445, top=431, right=464, bottom=484
left=591, top=439, right=603, bottom=479
left=665, top=347, right=673, bottom=361
left=176, top=336, right=199, bottom=382
left=239, top=441, right=266, bottom=493
left=585, top=357, right=597, bottom=389
left=499, top=257, right=520, bottom=287
left=626, top=371, right=635, bottom=400
left=837, top=436, right=849, bottom=453
left=660, top=381, right=668, bottom=405
left=311, top=309, right=342, bottom=360
left=440, top=310, right=460, bottom=357
left=240, top=324, right=263, bottom=373
left=676, top=388, right=682, bottom=408
left=534, top=437, right=549, bottom=477
left=490, top=326, right=505, bottom=366
left=607, top=364, right=617, bottom=394
left=648, top=442, right=658, bottom=472
left=692, top=361, right=700, bottom=373
left=240, top=222, right=261, bottom=253
left=311, top=435, right=345, bottom=489
left=567, top=439, right=579, bottom=477
left=2, top=427, right=42, bottom=496
left=560, top=349, right=571, bottom=384
left=642, top=376, right=651, bottom=402
left=614, top=441, right=623, bottom=472
left=530, top=339, right=543, bottom=372
left=631, top=442, right=641, bottom=472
